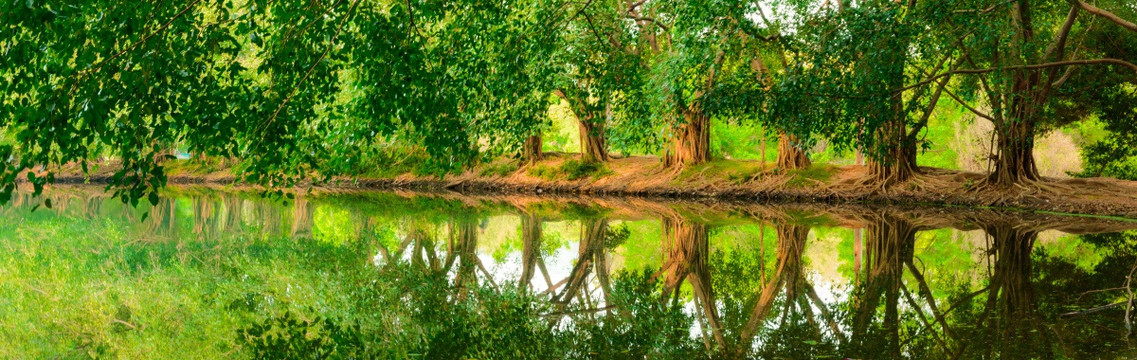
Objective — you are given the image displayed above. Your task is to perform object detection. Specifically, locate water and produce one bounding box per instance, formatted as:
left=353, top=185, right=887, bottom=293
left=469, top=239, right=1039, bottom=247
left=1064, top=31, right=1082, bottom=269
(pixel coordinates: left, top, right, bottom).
left=2, top=186, right=1136, bottom=359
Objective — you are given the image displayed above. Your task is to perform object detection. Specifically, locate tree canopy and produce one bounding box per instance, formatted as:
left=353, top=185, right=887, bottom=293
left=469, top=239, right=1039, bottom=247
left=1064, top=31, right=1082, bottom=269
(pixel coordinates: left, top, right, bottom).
left=1, top=0, right=1135, bottom=203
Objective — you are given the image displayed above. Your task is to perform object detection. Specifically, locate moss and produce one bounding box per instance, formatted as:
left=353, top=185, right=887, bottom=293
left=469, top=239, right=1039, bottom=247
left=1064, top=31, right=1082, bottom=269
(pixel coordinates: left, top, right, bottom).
left=526, top=160, right=612, bottom=181
left=526, top=164, right=560, bottom=181
left=561, top=159, right=611, bottom=180
left=164, top=157, right=236, bottom=176
left=784, top=165, right=836, bottom=188
left=672, top=160, right=765, bottom=186
left=479, top=161, right=519, bottom=177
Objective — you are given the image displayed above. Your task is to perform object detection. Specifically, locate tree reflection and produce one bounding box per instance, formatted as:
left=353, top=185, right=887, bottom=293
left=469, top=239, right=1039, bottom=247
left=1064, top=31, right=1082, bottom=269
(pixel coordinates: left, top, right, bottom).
left=3, top=189, right=1137, bottom=358
left=955, top=224, right=1056, bottom=359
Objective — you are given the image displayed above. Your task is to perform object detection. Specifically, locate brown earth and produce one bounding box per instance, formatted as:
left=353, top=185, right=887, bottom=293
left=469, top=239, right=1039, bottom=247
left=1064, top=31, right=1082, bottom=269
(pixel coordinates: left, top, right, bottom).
left=37, top=152, right=1137, bottom=219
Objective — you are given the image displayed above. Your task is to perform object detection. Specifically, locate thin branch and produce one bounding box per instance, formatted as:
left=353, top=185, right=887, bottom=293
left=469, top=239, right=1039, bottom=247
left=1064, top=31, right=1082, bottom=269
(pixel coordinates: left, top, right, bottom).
left=1044, top=6, right=1079, bottom=62
left=257, top=0, right=361, bottom=137
left=1059, top=301, right=1127, bottom=317
left=1068, top=0, right=1137, bottom=33
left=563, top=0, right=597, bottom=28
left=908, top=73, right=951, bottom=139
left=1052, top=17, right=1097, bottom=89
left=79, top=0, right=205, bottom=77
left=896, top=58, right=1137, bottom=93
left=582, top=10, right=620, bottom=50
left=952, top=0, right=1015, bottom=14
left=943, top=87, right=996, bottom=122
left=626, top=0, right=647, bottom=13
left=626, top=14, right=669, bottom=32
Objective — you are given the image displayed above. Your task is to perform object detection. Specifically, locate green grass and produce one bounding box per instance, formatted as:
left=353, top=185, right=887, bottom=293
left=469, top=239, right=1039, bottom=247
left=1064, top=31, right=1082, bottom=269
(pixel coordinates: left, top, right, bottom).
left=526, top=164, right=560, bottom=180
left=673, top=160, right=765, bottom=185
left=164, top=157, right=235, bottom=176
left=526, top=160, right=613, bottom=181
left=479, top=161, right=519, bottom=177
left=784, top=165, right=837, bottom=188
left=561, top=159, right=613, bottom=180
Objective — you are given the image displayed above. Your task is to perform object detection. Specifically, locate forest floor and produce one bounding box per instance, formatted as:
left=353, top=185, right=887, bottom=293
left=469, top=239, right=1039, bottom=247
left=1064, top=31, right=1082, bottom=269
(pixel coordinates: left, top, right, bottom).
left=45, top=152, right=1137, bottom=219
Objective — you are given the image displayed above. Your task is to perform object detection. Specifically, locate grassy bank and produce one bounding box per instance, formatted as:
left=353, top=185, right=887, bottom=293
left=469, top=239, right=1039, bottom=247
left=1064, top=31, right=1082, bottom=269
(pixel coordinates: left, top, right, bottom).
left=119, top=152, right=1137, bottom=219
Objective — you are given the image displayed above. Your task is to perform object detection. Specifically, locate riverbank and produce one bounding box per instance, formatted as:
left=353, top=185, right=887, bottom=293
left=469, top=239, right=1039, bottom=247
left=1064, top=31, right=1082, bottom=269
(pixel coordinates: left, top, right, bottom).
left=42, top=153, right=1137, bottom=219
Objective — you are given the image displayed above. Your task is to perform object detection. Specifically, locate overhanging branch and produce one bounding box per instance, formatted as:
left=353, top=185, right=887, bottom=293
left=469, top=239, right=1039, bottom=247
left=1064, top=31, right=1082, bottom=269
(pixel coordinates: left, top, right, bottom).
left=895, top=58, right=1137, bottom=93
left=1068, top=0, right=1137, bottom=33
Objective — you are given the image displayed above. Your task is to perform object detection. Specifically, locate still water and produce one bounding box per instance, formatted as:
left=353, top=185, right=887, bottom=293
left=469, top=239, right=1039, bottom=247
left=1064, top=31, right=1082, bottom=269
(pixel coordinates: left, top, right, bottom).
left=2, top=186, right=1137, bottom=359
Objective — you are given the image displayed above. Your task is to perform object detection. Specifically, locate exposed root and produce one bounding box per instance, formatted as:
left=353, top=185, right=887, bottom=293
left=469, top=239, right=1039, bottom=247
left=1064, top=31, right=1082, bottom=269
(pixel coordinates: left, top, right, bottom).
left=964, top=177, right=1087, bottom=206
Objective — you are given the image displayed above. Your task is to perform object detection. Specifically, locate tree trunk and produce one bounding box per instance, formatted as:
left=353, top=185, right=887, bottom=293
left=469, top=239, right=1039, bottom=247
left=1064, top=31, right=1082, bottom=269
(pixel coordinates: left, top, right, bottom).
left=450, top=220, right=479, bottom=300
left=523, top=135, right=542, bottom=164
left=868, top=118, right=918, bottom=183
left=775, top=133, right=811, bottom=170
left=984, top=0, right=1043, bottom=187
left=578, top=113, right=609, bottom=163
left=661, top=215, right=723, bottom=347
left=660, top=216, right=709, bottom=293
left=519, top=214, right=542, bottom=289
left=738, top=223, right=809, bottom=348
left=849, top=215, right=915, bottom=358
left=975, top=222, right=1053, bottom=358
left=988, top=108, right=1041, bottom=186
left=664, top=109, right=711, bottom=168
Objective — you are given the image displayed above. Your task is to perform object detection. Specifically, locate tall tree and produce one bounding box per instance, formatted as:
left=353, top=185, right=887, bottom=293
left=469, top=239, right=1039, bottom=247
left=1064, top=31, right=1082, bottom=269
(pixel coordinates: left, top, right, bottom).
left=771, top=1, right=958, bottom=183
left=549, top=0, right=646, bottom=163
left=925, top=0, right=1137, bottom=186
left=0, top=0, right=558, bottom=203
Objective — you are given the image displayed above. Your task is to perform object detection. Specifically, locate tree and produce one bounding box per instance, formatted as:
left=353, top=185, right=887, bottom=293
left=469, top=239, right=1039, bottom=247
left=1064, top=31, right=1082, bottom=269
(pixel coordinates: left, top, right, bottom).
left=548, top=0, right=646, bottom=163
left=768, top=1, right=959, bottom=183
left=0, top=0, right=558, bottom=203
left=922, top=0, right=1137, bottom=186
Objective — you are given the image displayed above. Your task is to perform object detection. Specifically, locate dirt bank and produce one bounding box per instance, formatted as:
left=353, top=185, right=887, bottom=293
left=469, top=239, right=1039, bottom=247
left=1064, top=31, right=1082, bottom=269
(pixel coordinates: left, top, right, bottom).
left=39, top=153, right=1137, bottom=219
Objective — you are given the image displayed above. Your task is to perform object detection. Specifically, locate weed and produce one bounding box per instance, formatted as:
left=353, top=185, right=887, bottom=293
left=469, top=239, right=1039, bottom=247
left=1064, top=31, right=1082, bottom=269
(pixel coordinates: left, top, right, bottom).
left=673, top=160, right=763, bottom=185
left=526, top=160, right=612, bottom=181
left=784, top=165, right=836, bottom=188
left=479, top=161, right=518, bottom=177
left=527, top=165, right=560, bottom=181
left=562, top=159, right=613, bottom=180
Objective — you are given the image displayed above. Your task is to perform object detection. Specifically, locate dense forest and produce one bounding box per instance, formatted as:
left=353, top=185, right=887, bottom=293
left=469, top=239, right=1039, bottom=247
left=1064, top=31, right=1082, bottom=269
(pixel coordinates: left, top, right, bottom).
left=1, top=0, right=1135, bottom=204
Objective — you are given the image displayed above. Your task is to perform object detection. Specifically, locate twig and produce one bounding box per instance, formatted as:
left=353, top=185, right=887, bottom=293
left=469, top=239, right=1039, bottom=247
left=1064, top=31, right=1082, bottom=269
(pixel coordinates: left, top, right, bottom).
left=1059, top=301, right=1127, bottom=317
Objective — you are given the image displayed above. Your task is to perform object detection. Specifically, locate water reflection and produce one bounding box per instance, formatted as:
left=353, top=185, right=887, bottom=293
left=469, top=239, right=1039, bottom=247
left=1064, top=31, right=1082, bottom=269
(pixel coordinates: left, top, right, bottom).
left=1, top=187, right=1136, bottom=358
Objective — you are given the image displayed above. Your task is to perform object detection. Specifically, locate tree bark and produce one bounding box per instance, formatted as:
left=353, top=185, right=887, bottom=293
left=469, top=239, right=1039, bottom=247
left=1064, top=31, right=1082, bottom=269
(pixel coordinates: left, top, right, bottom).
left=973, top=222, right=1053, bottom=358
left=664, top=109, right=711, bottom=168
left=660, top=215, right=724, bottom=348
left=523, top=134, right=543, bottom=164
left=519, top=214, right=542, bottom=290
left=849, top=215, right=915, bottom=358
left=450, top=220, right=479, bottom=299
left=984, top=0, right=1042, bottom=186
left=868, top=118, right=918, bottom=183
left=578, top=113, right=609, bottom=163
left=738, top=223, right=809, bottom=350
left=775, top=133, right=811, bottom=170
left=660, top=216, right=710, bottom=293
left=988, top=118, right=1040, bottom=186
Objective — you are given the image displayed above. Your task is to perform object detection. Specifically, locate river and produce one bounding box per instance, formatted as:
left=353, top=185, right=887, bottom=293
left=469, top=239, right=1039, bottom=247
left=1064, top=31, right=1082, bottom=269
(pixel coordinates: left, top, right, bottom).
left=2, top=186, right=1135, bottom=358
